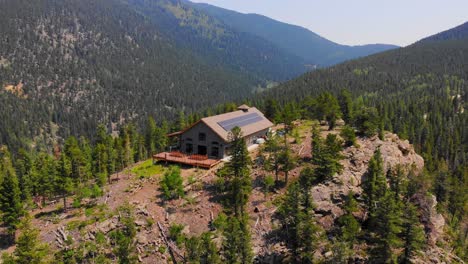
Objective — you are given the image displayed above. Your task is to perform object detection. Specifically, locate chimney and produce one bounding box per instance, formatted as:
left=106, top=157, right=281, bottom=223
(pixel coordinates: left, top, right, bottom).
left=237, top=104, right=250, bottom=112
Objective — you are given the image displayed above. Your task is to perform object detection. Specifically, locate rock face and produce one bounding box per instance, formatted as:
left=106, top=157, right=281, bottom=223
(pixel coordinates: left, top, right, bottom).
left=311, top=133, right=425, bottom=228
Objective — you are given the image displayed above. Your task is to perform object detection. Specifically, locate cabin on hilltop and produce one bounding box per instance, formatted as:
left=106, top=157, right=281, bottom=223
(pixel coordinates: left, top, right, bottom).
left=153, top=105, right=273, bottom=168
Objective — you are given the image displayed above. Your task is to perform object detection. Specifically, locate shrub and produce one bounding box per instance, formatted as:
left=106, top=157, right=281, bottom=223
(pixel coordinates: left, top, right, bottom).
left=160, top=166, right=184, bottom=200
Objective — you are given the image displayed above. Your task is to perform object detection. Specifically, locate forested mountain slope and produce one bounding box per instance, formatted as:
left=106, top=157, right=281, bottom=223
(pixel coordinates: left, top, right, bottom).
left=0, top=0, right=255, bottom=150
left=258, top=39, right=468, bottom=173
left=191, top=2, right=399, bottom=66
left=254, top=30, right=467, bottom=260
left=123, top=0, right=309, bottom=81
left=419, top=21, right=468, bottom=42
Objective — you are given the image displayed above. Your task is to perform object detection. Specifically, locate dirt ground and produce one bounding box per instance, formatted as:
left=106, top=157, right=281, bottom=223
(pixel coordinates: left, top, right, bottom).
left=1, top=120, right=322, bottom=262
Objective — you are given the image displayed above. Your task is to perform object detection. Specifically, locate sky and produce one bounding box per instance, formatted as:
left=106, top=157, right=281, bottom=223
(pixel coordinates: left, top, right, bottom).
left=189, top=0, right=468, bottom=46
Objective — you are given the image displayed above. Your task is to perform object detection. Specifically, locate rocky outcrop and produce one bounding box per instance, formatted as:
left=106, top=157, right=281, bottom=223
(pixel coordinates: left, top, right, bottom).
left=311, top=132, right=424, bottom=228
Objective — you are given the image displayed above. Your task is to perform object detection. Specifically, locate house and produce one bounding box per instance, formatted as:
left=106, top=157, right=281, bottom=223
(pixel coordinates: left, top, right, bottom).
left=164, top=105, right=273, bottom=161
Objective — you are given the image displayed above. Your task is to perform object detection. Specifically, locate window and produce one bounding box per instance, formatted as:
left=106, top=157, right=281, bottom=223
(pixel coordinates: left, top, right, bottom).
left=211, top=147, right=219, bottom=158
left=198, top=133, right=206, bottom=141
left=186, top=137, right=193, bottom=142
left=212, top=141, right=219, bottom=145
left=186, top=143, right=193, bottom=154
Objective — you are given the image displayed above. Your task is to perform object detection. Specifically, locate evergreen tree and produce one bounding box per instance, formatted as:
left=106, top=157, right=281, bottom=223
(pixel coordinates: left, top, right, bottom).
left=264, top=98, right=279, bottom=122
left=56, top=153, right=74, bottom=212
left=145, top=117, right=157, bottom=156
left=278, top=141, right=297, bottom=184
left=263, top=133, right=282, bottom=182
left=14, top=149, right=34, bottom=202
left=400, top=203, right=425, bottom=263
left=34, top=153, right=56, bottom=205
left=223, top=215, right=252, bottom=264
left=222, top=127, right=252, bottom=216
left=338, top=192, right=360, bottom=243
left=371, top=190, right=403, bottom=263
left=2, top=215, right=49, bottom=264
left=311, top=130, right=344, bottom=182
left=363, top=148, right=386, bottom=221
left=316, top=92, right=342, bottom=130
left=64, top=136, right=90, bottom=183
left=340, top=125, right=357, bottom=147
left=278, top=180, right=321, bottom=262
left=353, top=106, right=380, bottom=137
left=338, top=89, right=353, bottom=124
left=0, top=146, right=23, bottom=237
left=160, top=166, right=184, bottom=200
left=110, top=204, right=137, bottom=264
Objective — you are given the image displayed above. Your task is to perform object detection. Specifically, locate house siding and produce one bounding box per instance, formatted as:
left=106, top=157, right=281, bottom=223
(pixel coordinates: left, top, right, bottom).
left=179, top=122, right=226, bottom=159
left=178, top=122, right=270, bottom=159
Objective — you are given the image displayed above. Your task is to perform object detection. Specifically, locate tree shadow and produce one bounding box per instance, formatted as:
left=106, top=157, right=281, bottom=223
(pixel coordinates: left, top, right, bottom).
left=254, top=251, right=286, bottom=264
left=0, top=232, right=14, bottom=250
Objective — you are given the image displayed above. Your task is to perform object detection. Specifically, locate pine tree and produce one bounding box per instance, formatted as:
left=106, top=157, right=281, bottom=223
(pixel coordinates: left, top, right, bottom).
left=264, top=98, right=279, bottom=122
left=279, top=141, right=297, bottom=184
left=145, top=117, right=157, bottom=156
left=0, top=146, right=23, bottom=237
left=371, top=190, right=403, bottom=263
left=340, top=125, right=357, bottom=147
left=338, top=89, right=354, bottom=124
left=56, top=153, right=74, bottom=212
left=311, top=131, right=344, bottom=182
left=316, top=92, right=342, bottom=130
left=64, top=136, right=90, bottom=183
left=34, top=153, right=56, bottom=206
left=223, top=127, right=252, bottom=216
left=15, top=149, right=34, bottom=202
left=363, top=148, right=386, bottom=221
left=400, top=203, right=425, bottom=263
left=263, top=133, right=282, bottom=182
left=160, top=166, right=184, bottom=200
left=110, top=204, right=137, bottom=264
left=2, top=215, right=49, bottom=264
left=223, top=215, right=252, bottom=264
left=338, top=192, right=360, bottom=243
left=278, top=180, right=321, bottom=262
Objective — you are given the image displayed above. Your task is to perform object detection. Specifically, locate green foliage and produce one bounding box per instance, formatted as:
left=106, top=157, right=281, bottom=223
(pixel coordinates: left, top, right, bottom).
left=2, top=215, right=49, bottom=264
left=338, top=89, right=354, bottom=124
left=316, top=92, right=342, bottom=130
left=353, top=106, right=380, bottom=137
left=0, top=147, right=23, bottom=236
left=169, top=223, right=186, bottom=246
left=220, top=127, right=252, bottom=216
left=363, top=149, right=386, bottom=220
left=311, top=130, right=344, bottom=182
left=263, top=175, right=275, bottom=195
left=131, top=159, right=164, bottom=178
left=212, top=212, right=228, bottom=231
left=185, top=232, right=220, bottom=264
left=338, top=192, right=360, bottom=243
left=223, top=215, right=253, bottom=264
left=400, top=203, right=425, bottom=263
left=160, top=166, right=184, bottom=200
left=340, top=125, right=357, bottom=147
left=109, top=204, right=137, bottom=264
left=277, top=181, right=321, bottom=263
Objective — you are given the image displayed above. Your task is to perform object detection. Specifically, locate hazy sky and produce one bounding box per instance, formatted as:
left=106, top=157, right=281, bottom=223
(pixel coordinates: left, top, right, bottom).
left=189, top=0, right=468, bottom=46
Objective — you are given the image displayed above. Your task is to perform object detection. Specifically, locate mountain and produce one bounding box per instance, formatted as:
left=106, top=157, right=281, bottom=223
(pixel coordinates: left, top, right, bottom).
left=190, top=2, right=399, bottom=66
left=122, top=0, right=308, bottom=82
left=419, top=21, right=468, bottom=43
left=0, top=0, right=257, bottom=149
left=255, top=25, right=467, bottom=261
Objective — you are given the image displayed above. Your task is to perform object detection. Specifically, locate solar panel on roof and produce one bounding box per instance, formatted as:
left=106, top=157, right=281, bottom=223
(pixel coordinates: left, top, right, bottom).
left=217, top=112, right=263, bottom=131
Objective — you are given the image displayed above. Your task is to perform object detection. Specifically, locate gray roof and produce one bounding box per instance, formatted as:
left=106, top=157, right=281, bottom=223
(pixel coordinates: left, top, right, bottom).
left=200, top=107, right=273, bottom=142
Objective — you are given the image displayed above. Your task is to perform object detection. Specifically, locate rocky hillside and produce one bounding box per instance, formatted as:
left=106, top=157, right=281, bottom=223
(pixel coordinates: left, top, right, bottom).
left=2, top=123, right=460, bottom=263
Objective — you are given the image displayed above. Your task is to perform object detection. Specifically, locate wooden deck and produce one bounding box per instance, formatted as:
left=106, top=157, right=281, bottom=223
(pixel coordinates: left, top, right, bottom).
left=153, top=152, right=222, bottom=169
